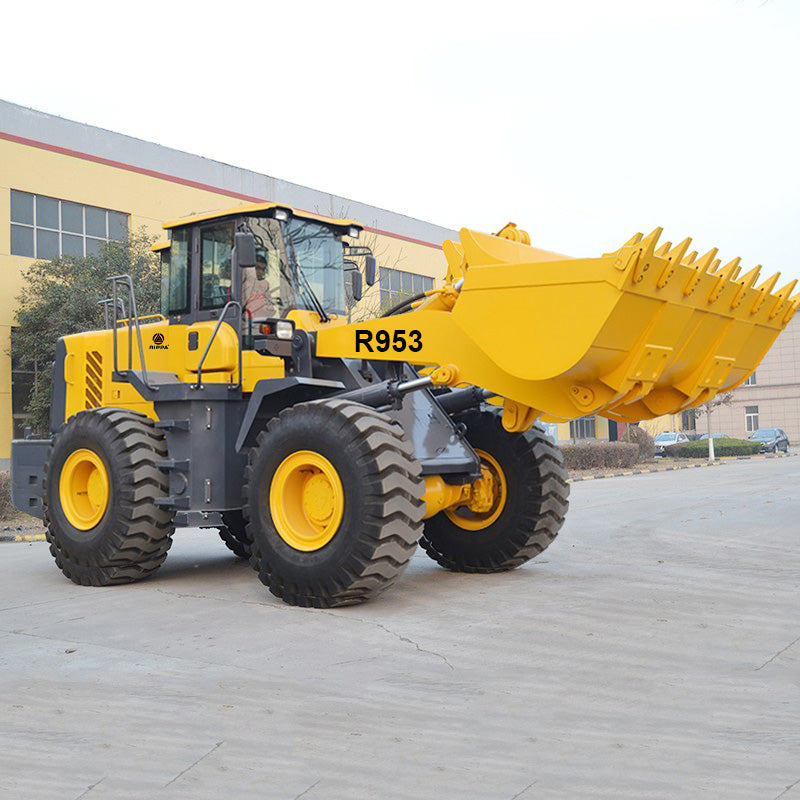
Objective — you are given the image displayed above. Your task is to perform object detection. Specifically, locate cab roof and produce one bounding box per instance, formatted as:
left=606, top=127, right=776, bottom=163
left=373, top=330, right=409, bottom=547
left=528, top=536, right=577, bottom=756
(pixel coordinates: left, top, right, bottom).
left=161, top=202, right=363, bottom=233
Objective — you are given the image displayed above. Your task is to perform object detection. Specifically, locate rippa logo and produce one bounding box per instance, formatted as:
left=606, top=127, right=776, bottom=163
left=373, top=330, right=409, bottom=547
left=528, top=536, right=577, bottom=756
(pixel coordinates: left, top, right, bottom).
left=150, top=332, right=168, bottom=350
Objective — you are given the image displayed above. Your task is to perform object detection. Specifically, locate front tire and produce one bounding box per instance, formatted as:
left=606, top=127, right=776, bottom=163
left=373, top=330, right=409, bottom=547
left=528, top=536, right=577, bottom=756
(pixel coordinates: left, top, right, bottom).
left=43, top=409, right=175, bottom=585
left=243, top=399, right=425, bottom=607
left=420, top=409, right=569, bottom=572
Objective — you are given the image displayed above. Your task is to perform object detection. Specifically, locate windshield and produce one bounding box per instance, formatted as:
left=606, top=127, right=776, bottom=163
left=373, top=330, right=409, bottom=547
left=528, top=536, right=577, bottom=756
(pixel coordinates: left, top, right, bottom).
left=654, top=433, right=678, bottom=443
left=241, top=216, right=345, bottom=317
left=751, top=429, right=776, bottom=439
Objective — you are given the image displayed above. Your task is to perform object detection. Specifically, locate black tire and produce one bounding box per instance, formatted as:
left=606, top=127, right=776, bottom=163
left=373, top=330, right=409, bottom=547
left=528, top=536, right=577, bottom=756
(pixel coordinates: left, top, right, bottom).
left=243, top=399, right=425, bottom=607
left=420, top=409, right=569, bottom=572
left=217, top=511, right=251, bottom=559
left=43, top=408, right=175, bottom=585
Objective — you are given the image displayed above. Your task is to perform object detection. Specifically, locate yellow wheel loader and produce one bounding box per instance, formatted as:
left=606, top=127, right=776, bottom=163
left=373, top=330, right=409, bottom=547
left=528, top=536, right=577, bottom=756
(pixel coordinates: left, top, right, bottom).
left=10, top=204, right=799, bottom=607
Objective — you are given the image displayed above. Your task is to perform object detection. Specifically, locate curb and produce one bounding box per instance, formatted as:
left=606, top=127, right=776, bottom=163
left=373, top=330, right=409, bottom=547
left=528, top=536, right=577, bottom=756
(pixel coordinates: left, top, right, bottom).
left=568, top=451, right=796, bottom=483
left=0, top=533, right=47, bottom=542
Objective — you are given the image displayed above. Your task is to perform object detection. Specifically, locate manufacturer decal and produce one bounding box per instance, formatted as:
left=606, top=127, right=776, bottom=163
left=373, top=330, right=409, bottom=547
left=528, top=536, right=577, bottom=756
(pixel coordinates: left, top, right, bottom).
left=355, top=329, right=422, bottom=353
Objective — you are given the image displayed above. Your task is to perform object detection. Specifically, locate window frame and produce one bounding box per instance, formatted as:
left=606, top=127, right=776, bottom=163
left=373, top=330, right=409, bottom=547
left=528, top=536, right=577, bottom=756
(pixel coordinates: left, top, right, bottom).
left=10, top=190, right=129, bottom=260
left=745, top=405, right=759, bottom=433
left=569, top=416, right=596, bottom=440
left=379, top=267, right=434, bottom=309
left=199, top=222, right=235, bottom=311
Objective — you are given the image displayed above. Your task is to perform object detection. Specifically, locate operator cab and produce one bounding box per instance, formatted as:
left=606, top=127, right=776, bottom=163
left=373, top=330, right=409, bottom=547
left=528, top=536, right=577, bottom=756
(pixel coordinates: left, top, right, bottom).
left=156, top=203, right=372, bottom=329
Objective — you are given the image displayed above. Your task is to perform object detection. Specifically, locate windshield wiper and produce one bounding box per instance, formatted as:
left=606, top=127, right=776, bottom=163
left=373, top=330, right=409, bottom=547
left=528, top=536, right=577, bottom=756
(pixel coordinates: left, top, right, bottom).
left=286, top=241, right=329, bottom=323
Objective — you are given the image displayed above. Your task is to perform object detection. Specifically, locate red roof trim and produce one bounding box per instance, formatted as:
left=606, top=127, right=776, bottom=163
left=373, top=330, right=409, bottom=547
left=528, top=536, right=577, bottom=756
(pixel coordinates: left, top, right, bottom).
left=0, top=131, right=442, bottom=250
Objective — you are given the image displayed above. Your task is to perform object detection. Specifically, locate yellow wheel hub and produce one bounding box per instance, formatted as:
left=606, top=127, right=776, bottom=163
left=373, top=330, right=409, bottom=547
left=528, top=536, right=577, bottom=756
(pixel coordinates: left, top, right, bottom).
left=270, top=450, right=345, bottom=551
left=59, top=448, right=110, bottom=531
left=445, top=448, right=507, bottom=531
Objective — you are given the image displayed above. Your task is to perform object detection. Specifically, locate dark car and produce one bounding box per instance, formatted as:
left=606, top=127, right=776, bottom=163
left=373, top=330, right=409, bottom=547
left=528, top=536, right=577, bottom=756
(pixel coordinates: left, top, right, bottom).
left=748, top=428, right=790, bottom=453
left=653, top=431, right=690, bottom=456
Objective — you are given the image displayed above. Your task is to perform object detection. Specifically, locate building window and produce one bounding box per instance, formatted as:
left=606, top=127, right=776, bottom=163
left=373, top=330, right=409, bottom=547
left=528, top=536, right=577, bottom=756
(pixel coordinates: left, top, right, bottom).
left=745, top=405, right=759, bottom=432
left=681, top=409, right=697, bottom=431
left=379, top=267, right=433, bottom=308
left=10, top=190, right=129, bottom=259
left=569, top=416, right=596, bottom=440
left=743, top=372, right=757, bottom=386
left=10, top=328, right=38, bottom=439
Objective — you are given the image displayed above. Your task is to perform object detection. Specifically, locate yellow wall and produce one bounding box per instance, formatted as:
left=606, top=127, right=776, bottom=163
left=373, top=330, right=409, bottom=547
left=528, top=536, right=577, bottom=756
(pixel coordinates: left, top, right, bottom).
left=0, top=138, right=448, bottom=462
left=554, top=416, right=611, bottom=443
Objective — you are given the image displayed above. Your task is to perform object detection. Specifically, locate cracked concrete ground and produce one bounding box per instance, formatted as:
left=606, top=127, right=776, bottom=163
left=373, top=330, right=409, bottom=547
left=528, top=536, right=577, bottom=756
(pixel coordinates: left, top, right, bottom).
left=1, top=456, right=798, bottom=800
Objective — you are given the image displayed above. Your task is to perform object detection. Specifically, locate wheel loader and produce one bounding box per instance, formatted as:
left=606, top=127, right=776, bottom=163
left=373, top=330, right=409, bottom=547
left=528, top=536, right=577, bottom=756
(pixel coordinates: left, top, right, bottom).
left=10, top=203, right=799, bottom=607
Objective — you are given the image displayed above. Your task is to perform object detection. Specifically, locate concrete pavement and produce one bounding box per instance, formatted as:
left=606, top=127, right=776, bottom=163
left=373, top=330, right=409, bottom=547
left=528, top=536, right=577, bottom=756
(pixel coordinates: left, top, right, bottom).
left=1, top=457, right=798, bottom=799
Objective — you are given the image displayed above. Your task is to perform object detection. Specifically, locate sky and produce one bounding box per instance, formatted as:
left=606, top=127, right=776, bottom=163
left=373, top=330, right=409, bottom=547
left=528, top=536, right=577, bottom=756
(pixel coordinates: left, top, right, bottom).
left=2, top=0, right=799, bottom=284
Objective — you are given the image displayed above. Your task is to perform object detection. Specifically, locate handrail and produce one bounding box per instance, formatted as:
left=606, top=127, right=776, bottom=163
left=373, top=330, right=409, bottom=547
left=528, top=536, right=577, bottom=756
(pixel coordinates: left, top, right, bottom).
left=108, top=274, right=156, bottom=392
left=193, top=301, right=242, bottom=390
left=97, top=297, right=125, bottom=329
left=115, top=313, right=167, bottom=327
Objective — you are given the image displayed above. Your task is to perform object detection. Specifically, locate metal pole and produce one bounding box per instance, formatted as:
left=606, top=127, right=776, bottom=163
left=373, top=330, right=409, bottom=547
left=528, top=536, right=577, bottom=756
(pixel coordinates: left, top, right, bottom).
left=707, top=402, right=715, bottom=461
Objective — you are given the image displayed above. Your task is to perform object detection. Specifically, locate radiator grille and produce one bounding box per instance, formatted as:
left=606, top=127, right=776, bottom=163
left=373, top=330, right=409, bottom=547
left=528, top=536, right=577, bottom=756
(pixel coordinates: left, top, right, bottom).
left=85, top=350, right=103, bottom=409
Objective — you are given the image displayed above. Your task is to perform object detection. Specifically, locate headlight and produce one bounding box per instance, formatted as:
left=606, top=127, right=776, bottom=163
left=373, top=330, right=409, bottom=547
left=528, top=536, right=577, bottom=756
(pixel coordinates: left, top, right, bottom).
left=273, top=208, right=290, bottom=222
left=348, top=226, right=360, bottom=239
left=275, top=320, right=294, bottom=340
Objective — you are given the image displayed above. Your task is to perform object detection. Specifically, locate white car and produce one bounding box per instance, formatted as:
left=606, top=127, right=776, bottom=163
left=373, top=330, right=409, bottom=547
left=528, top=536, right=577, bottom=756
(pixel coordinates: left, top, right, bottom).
left=653, top=431, right=689, bottom=456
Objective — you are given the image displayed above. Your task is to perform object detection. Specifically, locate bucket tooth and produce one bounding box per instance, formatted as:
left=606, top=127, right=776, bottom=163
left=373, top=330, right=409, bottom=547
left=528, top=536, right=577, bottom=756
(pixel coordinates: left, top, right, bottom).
left=750, top=272, right=780, bottom=314
left=729, top=266, right=761, bottom=310
left=696, top=248, right=719, bottom=272
left=623, top=232, right=644, bottom=247
left=707, top=258, right=741, bottom=303
left=667, top=238, right=692, bottom=264
left=784, top=295, right=800, bottom=325
left=656, top=239, right=691, bottom=288
left=655, top=241, right=672, bottom=257
left=639, top=227, right=663, bottom=257
left=684, top=250, right=698, bottom=266
left=769, top=279, right=798, bottom=320
left=722, top=257, right=742, bottom=281
left=682, top=247, right=717, bottom=296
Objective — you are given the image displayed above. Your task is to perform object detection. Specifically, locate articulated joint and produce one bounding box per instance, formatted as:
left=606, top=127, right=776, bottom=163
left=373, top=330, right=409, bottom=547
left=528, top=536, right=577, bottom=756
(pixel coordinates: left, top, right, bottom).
left=337, top=376, right=433, bottom=409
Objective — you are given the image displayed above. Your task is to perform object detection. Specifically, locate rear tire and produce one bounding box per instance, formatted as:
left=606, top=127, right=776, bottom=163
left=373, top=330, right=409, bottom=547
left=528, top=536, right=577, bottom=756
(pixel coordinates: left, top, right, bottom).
left=43, top=409, right=174, bottom=586
left=420, top=409, right=569, bottom=572
left=243, top=399, right=425, bottom=607
left=217, top=511, right=252, bottom=559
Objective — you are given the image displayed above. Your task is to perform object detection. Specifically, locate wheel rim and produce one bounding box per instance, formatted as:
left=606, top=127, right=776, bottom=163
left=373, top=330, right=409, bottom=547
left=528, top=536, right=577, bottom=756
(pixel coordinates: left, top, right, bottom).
left=269, top=450, right=345, bottom=551
left=445, top=448, right=507, bottom=531
left=59, top=448, right=110, bottom=531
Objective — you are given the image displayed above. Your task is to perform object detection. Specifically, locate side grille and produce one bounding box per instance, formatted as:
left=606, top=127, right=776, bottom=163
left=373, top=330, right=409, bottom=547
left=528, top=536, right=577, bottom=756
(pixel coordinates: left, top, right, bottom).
left=85, top=350, right=103, bottom=409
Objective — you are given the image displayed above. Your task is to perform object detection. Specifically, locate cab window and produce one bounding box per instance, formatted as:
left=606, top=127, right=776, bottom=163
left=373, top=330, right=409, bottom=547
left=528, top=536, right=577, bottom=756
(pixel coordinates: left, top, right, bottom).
left=161, top=228, right=190, bottom=315
left=200, top=224, right=234, bottom=309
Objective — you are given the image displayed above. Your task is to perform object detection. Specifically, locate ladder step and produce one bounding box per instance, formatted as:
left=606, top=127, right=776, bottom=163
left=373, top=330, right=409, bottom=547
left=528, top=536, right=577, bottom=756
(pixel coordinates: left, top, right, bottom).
left=155, top=419, right=191, bottom=431
left=155, top=496, right=191, bottom=509
left=156, top=459, right=190, bottom=472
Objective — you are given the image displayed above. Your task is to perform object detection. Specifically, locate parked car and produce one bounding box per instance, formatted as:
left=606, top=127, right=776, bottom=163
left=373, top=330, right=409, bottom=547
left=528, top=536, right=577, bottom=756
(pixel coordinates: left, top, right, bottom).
left=748, top=428, right=790, bottom=453
left=653, top=431, right=690, bottom=456
left=698, top=433, right=731, bottom=440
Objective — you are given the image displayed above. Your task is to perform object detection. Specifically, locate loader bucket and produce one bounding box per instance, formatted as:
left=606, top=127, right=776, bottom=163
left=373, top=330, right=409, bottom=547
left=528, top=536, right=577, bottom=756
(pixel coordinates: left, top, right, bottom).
left=441, top=227, right=799, bottom=423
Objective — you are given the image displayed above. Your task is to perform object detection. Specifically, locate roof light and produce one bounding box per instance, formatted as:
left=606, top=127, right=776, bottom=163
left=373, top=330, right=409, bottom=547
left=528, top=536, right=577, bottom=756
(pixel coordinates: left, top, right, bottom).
left=348, top=226, right=360, bottom=239
left=273, top=208, right=289, bottom=222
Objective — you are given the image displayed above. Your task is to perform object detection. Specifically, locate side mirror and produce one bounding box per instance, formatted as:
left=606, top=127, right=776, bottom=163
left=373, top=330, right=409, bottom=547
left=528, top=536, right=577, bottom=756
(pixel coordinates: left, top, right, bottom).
left=364, top=255, right=376, bottom=286
left=233, top=232, right=257, bottom=269
left=350, top=270, right=363, bottom=302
